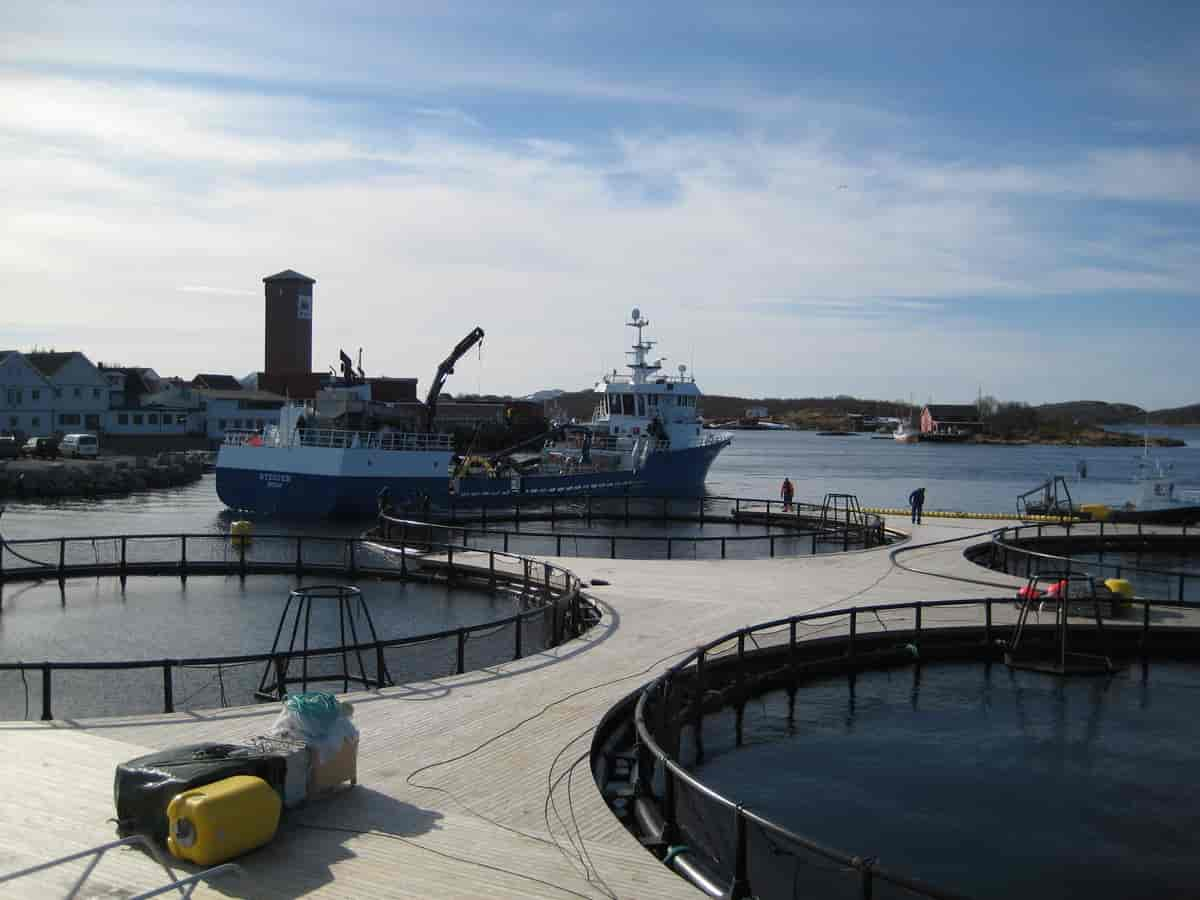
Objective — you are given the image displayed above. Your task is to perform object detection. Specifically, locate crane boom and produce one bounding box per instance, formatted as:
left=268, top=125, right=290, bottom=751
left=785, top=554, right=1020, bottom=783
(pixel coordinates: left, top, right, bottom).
left=425, top=326, right=485, bottom=432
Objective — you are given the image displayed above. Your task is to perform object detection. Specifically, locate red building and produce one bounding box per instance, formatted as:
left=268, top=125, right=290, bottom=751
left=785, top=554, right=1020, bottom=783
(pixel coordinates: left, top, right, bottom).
left=920, top=404, right=984, bottom=436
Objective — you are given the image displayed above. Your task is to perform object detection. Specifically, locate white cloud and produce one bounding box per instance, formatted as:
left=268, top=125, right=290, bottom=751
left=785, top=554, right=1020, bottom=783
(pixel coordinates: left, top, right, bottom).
left=1, top=70, right=1197, bottom=405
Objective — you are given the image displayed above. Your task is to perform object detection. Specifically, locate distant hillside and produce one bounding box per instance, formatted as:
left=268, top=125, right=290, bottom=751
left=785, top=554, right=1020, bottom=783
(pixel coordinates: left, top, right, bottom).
left=1148, top=403, right=1200, bottom=425
left=540, top=389, right=1200, bottom=430
left=1034, top=401, right=1145, bottom=427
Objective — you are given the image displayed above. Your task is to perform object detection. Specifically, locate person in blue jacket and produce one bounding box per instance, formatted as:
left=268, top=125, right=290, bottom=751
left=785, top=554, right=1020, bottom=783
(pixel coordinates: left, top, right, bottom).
left=908, top=487, right=926, bottom=524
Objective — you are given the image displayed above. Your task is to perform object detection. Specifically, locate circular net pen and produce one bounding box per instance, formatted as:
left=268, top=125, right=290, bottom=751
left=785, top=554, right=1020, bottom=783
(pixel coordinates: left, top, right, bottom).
left=593, top=596, right=1200, bottom=900
left=375, top=493, right=893, bottom=560
left=0, top=531, right=599, bottom=720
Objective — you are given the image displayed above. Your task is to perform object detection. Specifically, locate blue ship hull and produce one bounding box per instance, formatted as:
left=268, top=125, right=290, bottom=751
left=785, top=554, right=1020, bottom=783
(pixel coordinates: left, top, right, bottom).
left=216, top=438, right=729, bottom=519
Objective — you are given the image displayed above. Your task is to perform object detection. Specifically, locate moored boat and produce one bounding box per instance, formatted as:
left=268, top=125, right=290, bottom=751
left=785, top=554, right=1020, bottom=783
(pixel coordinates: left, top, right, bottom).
left=216, top=311, right=732, bottom=517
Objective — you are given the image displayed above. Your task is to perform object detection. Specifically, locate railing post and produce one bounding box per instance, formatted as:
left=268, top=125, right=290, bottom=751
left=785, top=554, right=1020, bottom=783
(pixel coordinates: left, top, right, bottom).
left=456, top=630, right=466, bottom=675
left=915, top=602, right=922, bottom=635
left=179, top=535, right=187, bottom=575
left=58, top=538, right=65, bottom=582
left=162, top=661, right=174, bottom=713
left=120, top=536, right=127, bottom=577
left=985, top=598, right=993, bottom=645
left=860, top=859, right=875, bottom=900
left=447, top=542, right=454, bottom=583
left=667, top=538, right=672, bottom=560
left=40, top=664, right=53, bottom=720
left=489, top=551, right=496, bottom=590
left=274, top=654, right=287, bottom=700
left=544, top=563, right=553, bottom=604
left=721, top=537, right=727, bottom=559
left=239, top=536, right=246, bottom=578
left=400, top=525, right=408, bottom=577
left=551, top=498, right=556, bottom=523
left=661, top=764, right=679, bottom=844
left=296, top=537, right=303, bottom=576
left=611, top=536, right=617, bottom=560
left=515, top=611, right=524, bottom=660
left=503, top=532, right=509, bottom=553
left=347, top=539, right=357, bottom=577
left=812, top=532, right=817, bottom=555
left=789, top=620, right=798, bottom=672
left=375, top=643, right=387, bottom=688
left=556, top=535, right=562, bottom=556
left=1180, top=574, right=1186, bottom=604
left=729, top=806, right=750, bottom=900
left=1141, top=601, right=1150, bottom=654
left=848, top=610, right=857, bottom=659
left=694, top=650, right=706, bottom=761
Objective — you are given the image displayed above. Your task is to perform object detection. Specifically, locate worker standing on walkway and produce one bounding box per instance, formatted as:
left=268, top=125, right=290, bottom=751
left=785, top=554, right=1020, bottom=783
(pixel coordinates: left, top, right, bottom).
left=908, top=486, right=926, bottom=524
left=780, top=477, right=795, bottom=512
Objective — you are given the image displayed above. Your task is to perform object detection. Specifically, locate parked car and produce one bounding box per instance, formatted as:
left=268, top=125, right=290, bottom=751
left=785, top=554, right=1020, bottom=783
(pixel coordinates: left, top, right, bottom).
left=21, top=436, right=59, bottom=459
left=0, top=435, right=19, bottom=459
left=60, top=433, right=99, bottom=459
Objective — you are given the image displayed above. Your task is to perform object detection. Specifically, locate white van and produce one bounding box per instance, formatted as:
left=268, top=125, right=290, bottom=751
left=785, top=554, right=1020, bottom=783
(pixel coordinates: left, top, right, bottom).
left=61, top=433, right=99, bottom=458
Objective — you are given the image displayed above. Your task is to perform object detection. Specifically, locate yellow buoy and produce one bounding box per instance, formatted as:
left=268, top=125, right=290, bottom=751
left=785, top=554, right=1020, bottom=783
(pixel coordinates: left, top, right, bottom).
left=1105, top=578, right=1135, bottom=601
left=231, top=519, right=253, bottom=547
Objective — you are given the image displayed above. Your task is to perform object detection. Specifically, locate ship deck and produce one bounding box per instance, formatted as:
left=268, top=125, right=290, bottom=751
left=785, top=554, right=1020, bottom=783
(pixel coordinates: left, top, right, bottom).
left=0, top=517, right=1060, bottom=898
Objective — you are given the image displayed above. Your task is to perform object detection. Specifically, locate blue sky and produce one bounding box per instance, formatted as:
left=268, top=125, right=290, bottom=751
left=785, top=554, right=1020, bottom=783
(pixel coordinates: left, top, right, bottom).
left=2, top=1, right=1197, bottom=407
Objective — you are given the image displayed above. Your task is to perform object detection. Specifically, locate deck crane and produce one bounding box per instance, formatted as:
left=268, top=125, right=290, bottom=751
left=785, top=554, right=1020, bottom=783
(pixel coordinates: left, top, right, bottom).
left=425, top=326, right=485, bottom=432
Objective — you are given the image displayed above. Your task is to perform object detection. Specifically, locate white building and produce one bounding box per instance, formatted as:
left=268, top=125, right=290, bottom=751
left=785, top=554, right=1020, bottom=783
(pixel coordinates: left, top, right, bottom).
left=0, top=350, right=109, bottom=437
left=0, top=350, right=55, bottom=437
left=26, top=352, right=109, bottom=434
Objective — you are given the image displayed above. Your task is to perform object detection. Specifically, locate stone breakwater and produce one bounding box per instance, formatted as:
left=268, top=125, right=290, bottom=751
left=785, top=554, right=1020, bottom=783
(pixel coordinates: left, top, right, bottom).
left=0, top=452, right=206, bottom=499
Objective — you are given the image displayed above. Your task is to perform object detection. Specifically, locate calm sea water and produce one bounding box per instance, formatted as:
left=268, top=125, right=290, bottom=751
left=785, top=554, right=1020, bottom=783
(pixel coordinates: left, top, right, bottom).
left=690, top=661, right=1200, bottom=899
left=3, top=427, right=1197, bottom=541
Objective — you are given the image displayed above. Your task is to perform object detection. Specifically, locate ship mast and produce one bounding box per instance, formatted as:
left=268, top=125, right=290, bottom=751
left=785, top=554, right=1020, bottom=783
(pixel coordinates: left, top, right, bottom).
left=626, top=308, right=660, bottom=386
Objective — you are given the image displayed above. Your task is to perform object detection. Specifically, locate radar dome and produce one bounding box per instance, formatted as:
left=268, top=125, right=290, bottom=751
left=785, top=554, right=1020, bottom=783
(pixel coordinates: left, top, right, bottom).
left=631, top=307, right=641, bottom=321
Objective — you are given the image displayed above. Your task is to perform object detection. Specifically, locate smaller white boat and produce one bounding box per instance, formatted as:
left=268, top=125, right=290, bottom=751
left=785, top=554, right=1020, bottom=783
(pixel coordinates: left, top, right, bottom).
left=894, top=420, right=920, bottom=443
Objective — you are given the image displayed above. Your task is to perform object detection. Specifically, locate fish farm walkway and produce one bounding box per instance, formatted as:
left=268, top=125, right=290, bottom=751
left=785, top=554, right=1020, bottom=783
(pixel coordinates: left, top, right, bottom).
left=0, top=516, right=1023, bottom=899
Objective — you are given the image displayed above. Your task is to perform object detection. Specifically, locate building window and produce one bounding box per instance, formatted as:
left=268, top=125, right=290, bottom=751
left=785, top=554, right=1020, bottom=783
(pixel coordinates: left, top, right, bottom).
left=31, top=389, right=40, bottom=401
left=31, top=416, right=40, bottom=427
left=7, top=417, right=15, bottom=428
left=118, top=414, right=129, bottom=425
left=54, top=388, right=61, bottom=398
left=74, top=387, right=81, bottom=397
left=93, top=388, right=101, bottom=399
left=256, top=419, right=265, bottom=430
left=133, top=414, right=143, bottom=425
left=59, top=413, right=81, bottom=425
left=176, top=414, right=187, bottom=425
left=148, top=413, right=159, bottom=425
left=218, top=419, right=227, bottom=430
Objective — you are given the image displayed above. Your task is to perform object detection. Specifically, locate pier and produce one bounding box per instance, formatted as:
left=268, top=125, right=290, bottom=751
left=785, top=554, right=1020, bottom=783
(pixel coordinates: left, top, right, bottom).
left=0, top=515, right=1111, bottom=898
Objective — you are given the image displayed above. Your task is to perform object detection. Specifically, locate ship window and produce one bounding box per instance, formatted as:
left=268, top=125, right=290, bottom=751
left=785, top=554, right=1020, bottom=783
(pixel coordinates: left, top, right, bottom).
left=636, top=395, right=646, bottom=416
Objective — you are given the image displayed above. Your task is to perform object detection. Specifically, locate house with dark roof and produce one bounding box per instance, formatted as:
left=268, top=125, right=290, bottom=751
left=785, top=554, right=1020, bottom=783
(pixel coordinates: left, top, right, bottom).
left=920, top=404, right=985, bottom=436
left=192, top=374, right=243, bottom=391
left=24, top=351, right=108, bottom=434
left=0, top=350, right=55, bottom=437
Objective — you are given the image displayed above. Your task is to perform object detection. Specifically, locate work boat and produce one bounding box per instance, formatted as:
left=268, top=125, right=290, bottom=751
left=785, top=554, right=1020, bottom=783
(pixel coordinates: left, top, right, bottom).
left=215, top=311, right=732, bottom=518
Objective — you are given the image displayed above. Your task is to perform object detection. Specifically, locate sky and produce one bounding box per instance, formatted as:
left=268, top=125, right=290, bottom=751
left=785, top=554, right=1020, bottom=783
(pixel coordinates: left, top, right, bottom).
left=2, top=1, right=1198, bottom=408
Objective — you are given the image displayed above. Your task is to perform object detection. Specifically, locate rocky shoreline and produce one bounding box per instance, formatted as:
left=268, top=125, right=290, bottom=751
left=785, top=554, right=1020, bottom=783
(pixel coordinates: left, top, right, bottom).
left=0, top=452, right=207, bottom=500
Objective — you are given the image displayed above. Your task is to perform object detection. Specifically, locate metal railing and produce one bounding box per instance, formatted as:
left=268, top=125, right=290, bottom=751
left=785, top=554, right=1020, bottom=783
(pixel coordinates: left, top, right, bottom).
left=0, top=531, right=595, bottom=719
left=428, top=494, right=890, bottom=550
left=223, top=428, right=453, bottom=452
left=977, top=521, right=1200, bottom=603
left=620, top=596, right=1200, bottom=900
